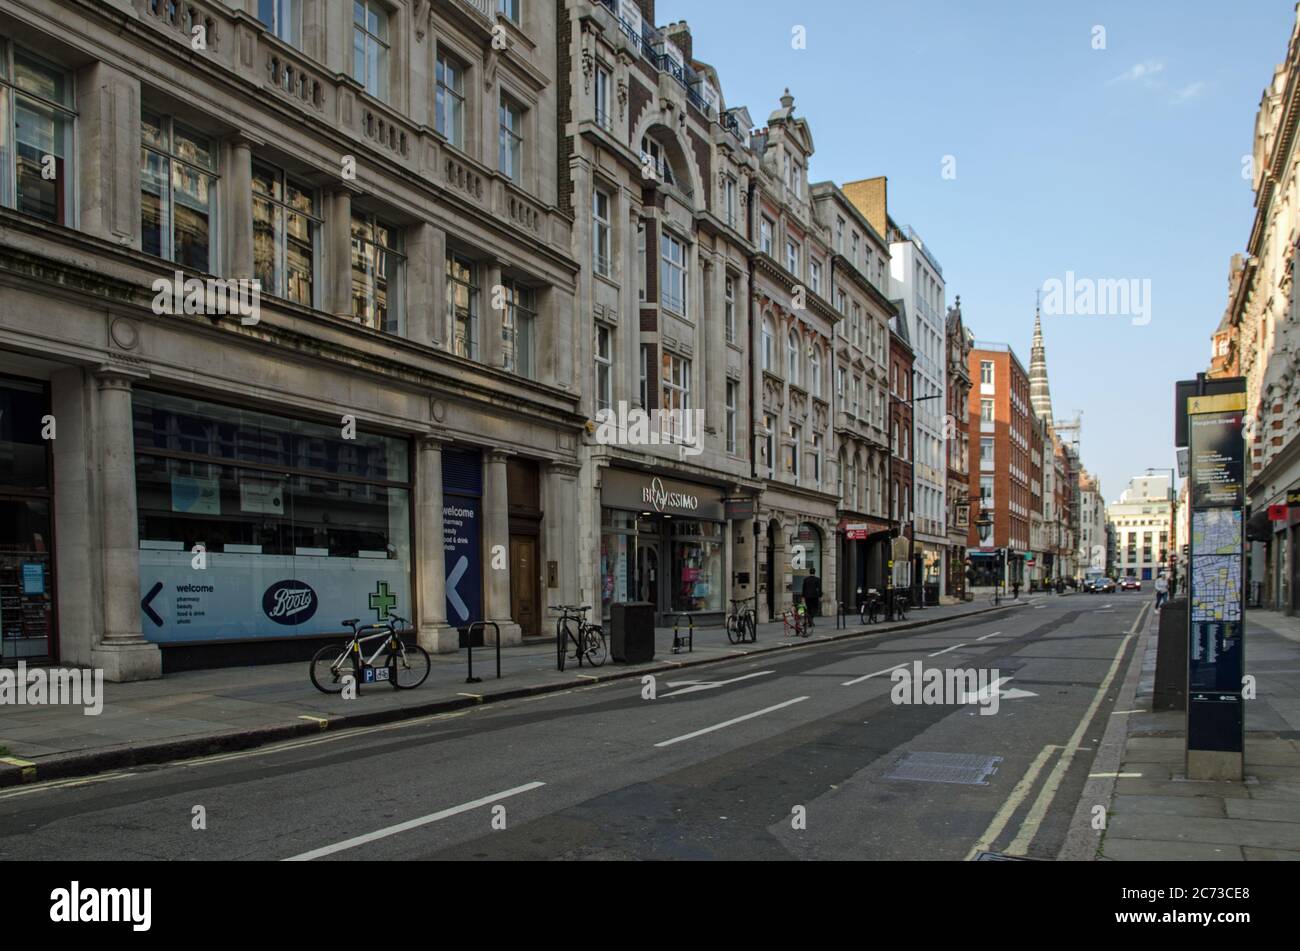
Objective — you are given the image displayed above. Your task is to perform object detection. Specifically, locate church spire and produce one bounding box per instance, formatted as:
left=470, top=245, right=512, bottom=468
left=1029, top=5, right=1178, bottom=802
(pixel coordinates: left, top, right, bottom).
left=1029, top=295, right=1054, bottom=427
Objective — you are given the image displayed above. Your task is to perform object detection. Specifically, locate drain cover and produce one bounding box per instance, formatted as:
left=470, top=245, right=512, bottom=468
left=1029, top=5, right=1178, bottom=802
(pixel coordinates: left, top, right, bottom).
left=885, top=751, right=1002, bottom=785
left=974, top=851, right=1033, bottom=861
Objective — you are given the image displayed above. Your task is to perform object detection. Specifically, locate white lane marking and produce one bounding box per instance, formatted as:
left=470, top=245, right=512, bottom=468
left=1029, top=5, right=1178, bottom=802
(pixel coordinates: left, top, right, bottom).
left=654, top=697, right=809, bottom=748
left=1089, top=772, right=1143, bottom=778
left=283, top=782, right=546, bottom=861
left=1004, top=603, right=1149, bottom=855
left=976, top=631, right=1003, bottom=641
left=965, top=745, right=1063, bottom=861
left=662, top=670, right=774, bottom=698
left=841, top=663, right=909, bottom=687
left=928, top=643, right=967, bottom=657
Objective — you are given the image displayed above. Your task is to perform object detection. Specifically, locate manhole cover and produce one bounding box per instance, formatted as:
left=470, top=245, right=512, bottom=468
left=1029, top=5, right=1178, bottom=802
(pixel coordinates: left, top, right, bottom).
left=884, top=751, right=1002, bottom=785
left=974, top=851, right=1034, bottom=861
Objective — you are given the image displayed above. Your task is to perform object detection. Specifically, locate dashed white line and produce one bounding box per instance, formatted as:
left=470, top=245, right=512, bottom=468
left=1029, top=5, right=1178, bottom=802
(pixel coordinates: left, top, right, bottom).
left=283, top=782, right=546, bottom=861
left=841, top=663, right=909, bottom=687
left=928, top=643, right=966, bottom=657
left=976, top=631, right=1003, bottom=641
left=654, top=697, right=809, bottom=748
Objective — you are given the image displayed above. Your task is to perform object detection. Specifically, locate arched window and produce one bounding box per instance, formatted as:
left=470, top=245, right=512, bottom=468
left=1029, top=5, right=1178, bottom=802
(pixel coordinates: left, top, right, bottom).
left=787, top=329, right=800, bottom=384
left=762, top=316, right=775, bottom=371
left=640, top=135, right=677, bottom=186
left=809, top=345, right=822, bottom=397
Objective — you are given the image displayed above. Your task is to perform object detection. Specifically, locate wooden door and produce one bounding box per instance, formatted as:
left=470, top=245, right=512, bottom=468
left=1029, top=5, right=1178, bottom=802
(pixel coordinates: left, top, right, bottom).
left=509, top=535, right=539, bottom=636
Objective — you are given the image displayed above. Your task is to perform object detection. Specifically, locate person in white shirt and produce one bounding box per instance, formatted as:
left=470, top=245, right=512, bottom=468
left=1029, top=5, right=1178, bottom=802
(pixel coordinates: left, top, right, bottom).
left=1154, top=574, right=1169, bottom=610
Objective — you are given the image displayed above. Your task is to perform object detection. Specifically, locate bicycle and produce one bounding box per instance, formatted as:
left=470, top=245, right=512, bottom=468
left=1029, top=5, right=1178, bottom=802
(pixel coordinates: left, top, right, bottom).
left=859, top=589, right=884, bottom=625
left=891, top=591, right=910, bottom=621
left=550, top=604, right=607, bottom=669
left=726, top=596, right=757, bottom=644
left=782, top=602, right=810, bottom=638
left=309, top=613, right=430, bottom=694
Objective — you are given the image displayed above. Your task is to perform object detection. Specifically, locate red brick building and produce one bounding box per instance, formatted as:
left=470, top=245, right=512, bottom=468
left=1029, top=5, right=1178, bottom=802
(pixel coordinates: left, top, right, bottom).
left=967, top=343, right=1032, bottom=587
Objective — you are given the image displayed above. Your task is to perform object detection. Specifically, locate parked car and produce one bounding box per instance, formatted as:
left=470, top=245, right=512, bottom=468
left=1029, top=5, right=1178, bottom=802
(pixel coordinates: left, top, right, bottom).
left=1120, top=576, right=1142, bottom=591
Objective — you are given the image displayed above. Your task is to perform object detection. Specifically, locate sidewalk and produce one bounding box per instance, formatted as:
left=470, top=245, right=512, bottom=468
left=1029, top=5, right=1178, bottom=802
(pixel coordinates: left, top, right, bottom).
left=1097, top=608, right=1300, bottom=860
left=0, top=596, right=1027, bottom=786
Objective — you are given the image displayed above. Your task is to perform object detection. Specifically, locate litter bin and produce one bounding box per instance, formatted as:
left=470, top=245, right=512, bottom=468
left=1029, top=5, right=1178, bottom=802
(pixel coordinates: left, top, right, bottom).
left=1153, top=598, right=1188, bottom=711
left=611, top=601, right=655, bottom=663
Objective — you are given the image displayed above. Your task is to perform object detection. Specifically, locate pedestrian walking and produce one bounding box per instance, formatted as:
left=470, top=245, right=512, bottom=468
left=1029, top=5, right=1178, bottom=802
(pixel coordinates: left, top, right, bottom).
left=1012, top=580, right=1021, bottom=601
left=1154, top=573, right=1169, bottom=610
left=802, top=567, right=823, bottom=627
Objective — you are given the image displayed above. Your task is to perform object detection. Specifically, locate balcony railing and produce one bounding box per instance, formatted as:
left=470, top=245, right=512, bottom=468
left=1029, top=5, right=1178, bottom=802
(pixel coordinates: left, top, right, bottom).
left=460, top=0, right=495, bottom=22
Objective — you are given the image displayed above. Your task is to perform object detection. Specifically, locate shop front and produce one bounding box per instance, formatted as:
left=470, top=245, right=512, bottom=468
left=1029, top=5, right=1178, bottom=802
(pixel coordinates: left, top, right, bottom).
left=599, top=468, right=728, bottom=625
left=1, top=375, right=55, bottom=664
left=838, top=517, right=892, bottom=612
left=132, top=390, right=413, bottom=665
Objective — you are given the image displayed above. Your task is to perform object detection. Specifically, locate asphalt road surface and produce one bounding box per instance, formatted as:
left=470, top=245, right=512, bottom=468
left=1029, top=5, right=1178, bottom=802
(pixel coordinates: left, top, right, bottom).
left=0, top=594, right=1149, bottom=861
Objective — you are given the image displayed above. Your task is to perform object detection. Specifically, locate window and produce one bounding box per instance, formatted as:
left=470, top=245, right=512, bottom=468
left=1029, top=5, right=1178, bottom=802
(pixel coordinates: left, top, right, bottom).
left=836, top=367, right=846, bottom=403
left=352, top=1, right=389, bottom=101
left=851, top=232, right=860, bottom=268
left=142, top=111, right=217, bottom=272
left=350, top=213, right=404, bottom=335
left=662, top=352, right=691, bottom=437
left=498, top=0, right=521, bottom=24
left=639, top=344, right=649, bottom=407
left=724, top=275, right=736, bottom=344
left=594, top=324, right=613, bottom=413
left=640, top=136, right=675, bottom=186
left=499, top=95, right=525, bottom=182
left=809, top=346, right=822, bottom=397
left=1, top=47, right=75, bottom=225
left=787, top=423, right=801, bottom=478
left=593, top=188, right=612, bottom=277
left=725, top=380, right=737, bottom=454
left=786, top=239, right=799, bottom=276
left=762, top=316, right=775, bottom=371
left=812, top=433, right=822, bottom=486
left=787, top=329, right=800, bottom=384
left=594, top=65, right=612, bottom=130
left=724, top=176, right=737, bottom=227
left=763, top=414, right=776, bottom=475
left=851, top=302, right=862, bottom=347
left=258, top=0, right=301, bottom=46
left=436, top=53, right=466, bottom=149
left=760, top=217, right=774, bottom=255
left=660, top=232, right=687, bottom=316
left=809, top=259, right=822, bottom=296
left=636, top=221, right=646, bottom=301
left=445, top=251, right=478, bottom=360
left=851, top=375, right=861, bottom=417
left=980, top=436, right=994, bottom=470
left=836, top=217, right=845, bottom=253
left=980, top=475, right=994, bottom=506
left=981, top=398, right=994, bottom=423
left=501, top=280, right=536, bottom=378
left=980, top=360, right=994, bottom=385
left=252, top=163, right=318, bottom=305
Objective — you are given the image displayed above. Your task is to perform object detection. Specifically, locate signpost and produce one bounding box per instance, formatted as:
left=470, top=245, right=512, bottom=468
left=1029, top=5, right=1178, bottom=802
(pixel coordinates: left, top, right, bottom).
left=1181, top=382, right=1247, bottom=781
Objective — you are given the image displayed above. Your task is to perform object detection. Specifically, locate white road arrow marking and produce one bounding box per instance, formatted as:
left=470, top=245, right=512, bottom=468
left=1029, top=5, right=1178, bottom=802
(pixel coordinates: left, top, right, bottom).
left=958, top=676, right=1039, bottom=705
left=662, top=670, right=774, bottom=697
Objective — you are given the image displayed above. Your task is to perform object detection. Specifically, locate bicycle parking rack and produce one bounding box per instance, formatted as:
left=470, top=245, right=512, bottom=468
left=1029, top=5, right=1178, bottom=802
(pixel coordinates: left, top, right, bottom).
left=836, top=601, right=847, bottom=630
left=464, top=621, right=501, bottom=684
left=668, top=612, right=694, bottom=654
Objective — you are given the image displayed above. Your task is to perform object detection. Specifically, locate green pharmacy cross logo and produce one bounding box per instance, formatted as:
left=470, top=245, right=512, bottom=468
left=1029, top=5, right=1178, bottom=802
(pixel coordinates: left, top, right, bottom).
left=369, top=581, right=398, bottom=621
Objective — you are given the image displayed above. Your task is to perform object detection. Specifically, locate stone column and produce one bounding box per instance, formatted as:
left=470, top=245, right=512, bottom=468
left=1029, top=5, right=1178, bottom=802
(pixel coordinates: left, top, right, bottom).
left=405, top=222, right=437, bottom=346
left=228, top=136, right=255, bottom=281
left=76, top=61, right=139, bottom=247
left=92, top=368, right=162, bottom=682
left=542, top=462, right=582, bottom=612
left=327, top=188, right=354, bottom=320
left=416, top=433, right=458, bottom=653
left=484, top=450, right=522, bottom=646
left=482, top=259, right=504, bottom=369
left=626, top=201, right=643, bottom=407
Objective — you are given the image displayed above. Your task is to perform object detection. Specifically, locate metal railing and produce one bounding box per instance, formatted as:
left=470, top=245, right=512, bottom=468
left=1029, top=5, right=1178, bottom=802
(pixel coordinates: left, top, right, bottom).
left=463, top=621, right=501, bottom=684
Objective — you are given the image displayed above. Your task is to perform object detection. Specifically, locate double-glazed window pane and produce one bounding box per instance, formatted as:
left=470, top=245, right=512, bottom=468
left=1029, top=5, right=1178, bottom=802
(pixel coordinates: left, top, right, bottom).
left=142, top=111, right=216, bottom=272
left=446, top=252, right=477, bottom=360
left=499, top=97, right=523, bottom=182
left=436, top=54, right=465, bottom=149
left=351, top=214, right=404, bottom=335
left=252, top=164, right=317, bottom=305
left=352, top=1, right=389, bottom=100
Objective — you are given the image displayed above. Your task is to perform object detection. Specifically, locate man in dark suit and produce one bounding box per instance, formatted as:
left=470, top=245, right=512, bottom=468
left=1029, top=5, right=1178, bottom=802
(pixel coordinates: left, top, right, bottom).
left=802, top=567, right=823, bottom=627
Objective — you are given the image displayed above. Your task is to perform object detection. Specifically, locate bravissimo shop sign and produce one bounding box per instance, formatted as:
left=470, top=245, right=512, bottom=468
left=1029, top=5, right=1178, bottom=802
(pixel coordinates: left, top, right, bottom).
left=602, top=468, right=725, bottom=520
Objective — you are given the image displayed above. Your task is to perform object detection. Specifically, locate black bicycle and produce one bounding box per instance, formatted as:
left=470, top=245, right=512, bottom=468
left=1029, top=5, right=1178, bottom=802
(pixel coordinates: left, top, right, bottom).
left=859, top=589, right=884, bottom=624
left=726, top=596, right=757, bottom=644
left=551, top=604, right=607, bottom=669
left=309, top=614, right=430, bottom=693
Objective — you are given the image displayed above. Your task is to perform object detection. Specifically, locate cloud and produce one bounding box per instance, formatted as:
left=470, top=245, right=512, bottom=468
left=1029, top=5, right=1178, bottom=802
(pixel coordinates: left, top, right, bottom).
left=1110, top=60, right=1166, bottom=85
left=1171, top=81, right=1208, bottom=104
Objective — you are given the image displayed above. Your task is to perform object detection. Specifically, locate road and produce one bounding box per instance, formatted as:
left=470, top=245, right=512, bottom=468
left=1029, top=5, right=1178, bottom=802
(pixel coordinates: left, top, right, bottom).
left=0, top=595, right=1148, bottom=861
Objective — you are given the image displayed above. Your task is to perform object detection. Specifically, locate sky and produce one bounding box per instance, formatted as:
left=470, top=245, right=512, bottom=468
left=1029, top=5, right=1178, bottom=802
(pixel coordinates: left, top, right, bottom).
left=672, top=0, right=1293, bottom=504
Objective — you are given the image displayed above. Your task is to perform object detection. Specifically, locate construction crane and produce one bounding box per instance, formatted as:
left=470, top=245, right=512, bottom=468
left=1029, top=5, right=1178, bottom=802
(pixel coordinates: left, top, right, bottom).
left=1054, top=412, right=1082, bottom=450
